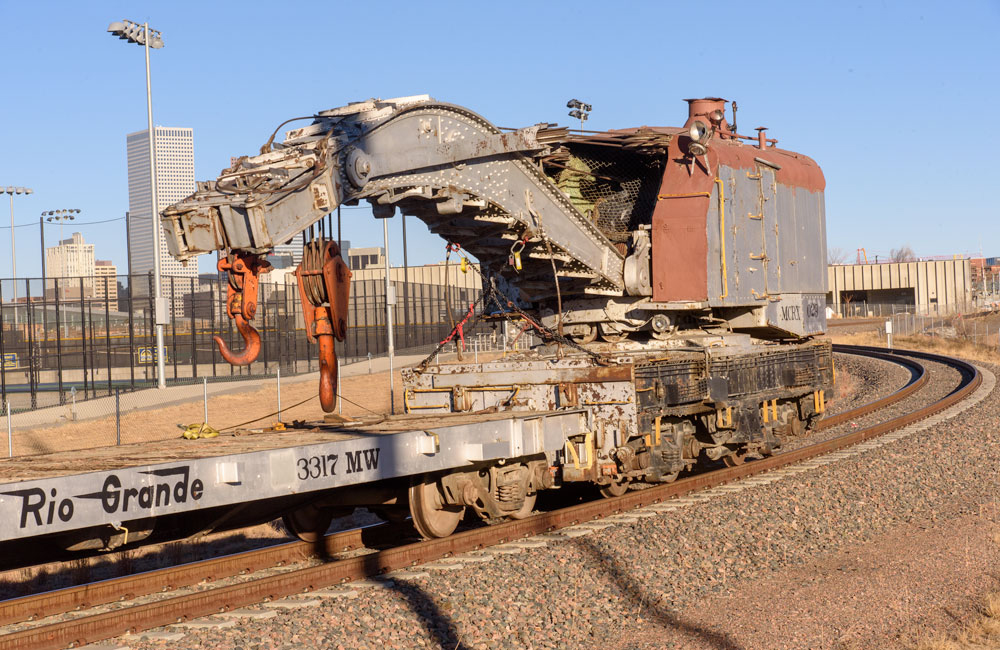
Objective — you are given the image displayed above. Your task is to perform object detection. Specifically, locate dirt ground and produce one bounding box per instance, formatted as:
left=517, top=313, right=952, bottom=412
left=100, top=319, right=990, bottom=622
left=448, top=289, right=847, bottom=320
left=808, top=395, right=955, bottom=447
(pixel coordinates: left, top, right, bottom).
left=6, top=352, right=509, bottom=457
left=6, top=369, right=403, bottom=456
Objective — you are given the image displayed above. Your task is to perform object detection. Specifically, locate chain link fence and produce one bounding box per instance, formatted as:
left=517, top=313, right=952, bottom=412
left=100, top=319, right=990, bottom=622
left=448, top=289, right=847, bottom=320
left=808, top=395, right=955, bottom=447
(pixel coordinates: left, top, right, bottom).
left=0, top=272, right=539, bottom=457
left=832, top=301, right=1000, bottom=349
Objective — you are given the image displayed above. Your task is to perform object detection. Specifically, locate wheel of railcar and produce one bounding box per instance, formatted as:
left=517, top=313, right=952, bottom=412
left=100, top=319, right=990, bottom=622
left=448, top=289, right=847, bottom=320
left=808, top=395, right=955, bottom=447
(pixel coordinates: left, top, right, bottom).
left=282, top=503, right=336, bottom=543
left=598, top=478, right=630, bottom=498
left=570, top=325, right=598, bottom=345
left=409, top=477, right=465, bottom=539
left=508, top=491, right=538, bottom=520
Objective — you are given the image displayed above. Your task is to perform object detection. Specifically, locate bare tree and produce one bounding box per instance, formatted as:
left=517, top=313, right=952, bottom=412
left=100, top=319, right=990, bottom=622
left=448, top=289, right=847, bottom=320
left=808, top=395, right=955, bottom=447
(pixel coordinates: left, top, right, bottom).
left=827, top=247, right=848, bottom=265
left=889, top=245, right=915, bottom=262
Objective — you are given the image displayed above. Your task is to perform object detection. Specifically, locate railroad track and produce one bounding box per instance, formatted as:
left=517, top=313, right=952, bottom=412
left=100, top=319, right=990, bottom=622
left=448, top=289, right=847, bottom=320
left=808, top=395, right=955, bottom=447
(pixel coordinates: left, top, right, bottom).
left=0, top=344, right=985, bottom=650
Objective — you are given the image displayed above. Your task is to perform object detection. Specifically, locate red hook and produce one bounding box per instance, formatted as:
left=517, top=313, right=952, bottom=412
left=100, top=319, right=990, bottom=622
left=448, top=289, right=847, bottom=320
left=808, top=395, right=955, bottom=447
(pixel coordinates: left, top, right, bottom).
left=214, top=313, right=262, bottom=366
left=214, top=252, right=271, bottom=366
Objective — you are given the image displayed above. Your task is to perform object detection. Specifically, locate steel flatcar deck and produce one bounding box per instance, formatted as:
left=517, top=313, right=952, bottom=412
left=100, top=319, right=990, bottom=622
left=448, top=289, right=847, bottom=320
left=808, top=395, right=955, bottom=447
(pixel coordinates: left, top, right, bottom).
left=0, top=410, right=586, bottom=542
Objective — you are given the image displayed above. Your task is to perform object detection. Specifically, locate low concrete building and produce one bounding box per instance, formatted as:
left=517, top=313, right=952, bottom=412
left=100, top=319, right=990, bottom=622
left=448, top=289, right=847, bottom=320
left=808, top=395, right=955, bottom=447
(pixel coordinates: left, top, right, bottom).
left=827, top=259, right=972, bottom=316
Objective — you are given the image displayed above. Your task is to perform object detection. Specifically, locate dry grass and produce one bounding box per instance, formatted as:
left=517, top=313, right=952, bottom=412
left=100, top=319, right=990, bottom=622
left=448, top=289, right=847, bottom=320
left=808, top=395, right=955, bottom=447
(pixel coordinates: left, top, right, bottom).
left=831, top=331, right=1000, bottom=366
left=912, top=510, right=1000, bottom=649
left=914, top=593, right=1000, bottom=649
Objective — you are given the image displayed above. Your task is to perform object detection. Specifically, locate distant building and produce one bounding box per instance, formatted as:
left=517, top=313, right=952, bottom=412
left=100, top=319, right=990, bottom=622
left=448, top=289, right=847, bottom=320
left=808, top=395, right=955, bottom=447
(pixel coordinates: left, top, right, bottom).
left=271, top=232, right=304, bottom=268
left=827, top=259, right=972, bottom=315
left=46, top=232, right=95, bottom=298
left=127, top=126, right=198, bottom=314
left=347, top=246, right=385, bottom=271
left=93, top=260, right=118, bottom=303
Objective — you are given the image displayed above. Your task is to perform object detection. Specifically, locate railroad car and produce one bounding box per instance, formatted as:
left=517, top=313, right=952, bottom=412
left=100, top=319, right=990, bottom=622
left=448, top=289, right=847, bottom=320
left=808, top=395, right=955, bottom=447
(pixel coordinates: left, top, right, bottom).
left=0, top=96, right=835, bottom=552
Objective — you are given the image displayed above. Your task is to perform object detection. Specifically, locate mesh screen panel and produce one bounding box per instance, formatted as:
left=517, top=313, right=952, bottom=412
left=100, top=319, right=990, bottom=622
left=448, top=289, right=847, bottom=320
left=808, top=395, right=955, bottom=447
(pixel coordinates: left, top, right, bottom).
left=553, top=148, right=662, bottom=243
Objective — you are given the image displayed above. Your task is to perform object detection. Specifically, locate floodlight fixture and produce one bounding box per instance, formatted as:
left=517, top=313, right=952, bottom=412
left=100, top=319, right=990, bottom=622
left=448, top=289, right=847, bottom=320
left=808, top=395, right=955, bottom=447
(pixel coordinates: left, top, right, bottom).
left=107, top=19, right=164, bottom=48
left=566, top=99, right=591, bottom=130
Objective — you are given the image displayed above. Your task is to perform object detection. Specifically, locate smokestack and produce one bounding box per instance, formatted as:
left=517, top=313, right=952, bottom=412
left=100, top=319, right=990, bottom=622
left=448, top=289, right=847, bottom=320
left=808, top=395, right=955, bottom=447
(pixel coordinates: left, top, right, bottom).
left=683, top=97, right=729, bottom=131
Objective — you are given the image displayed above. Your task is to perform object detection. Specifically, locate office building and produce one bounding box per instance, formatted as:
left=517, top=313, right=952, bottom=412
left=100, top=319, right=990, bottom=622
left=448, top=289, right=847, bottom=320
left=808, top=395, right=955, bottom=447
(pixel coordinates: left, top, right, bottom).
left=127, top=127, right=197, bottom=313
left=46, top=232, right=95, bottom=298
left=94, top=260, right=118, bottom=303
left=347, top=246, right=386, bottom=271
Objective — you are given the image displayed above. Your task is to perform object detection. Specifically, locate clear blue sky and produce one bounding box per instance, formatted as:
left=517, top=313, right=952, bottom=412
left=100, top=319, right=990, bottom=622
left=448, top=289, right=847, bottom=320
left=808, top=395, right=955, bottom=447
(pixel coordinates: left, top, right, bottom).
left=1, top=0, right=998, bottom=280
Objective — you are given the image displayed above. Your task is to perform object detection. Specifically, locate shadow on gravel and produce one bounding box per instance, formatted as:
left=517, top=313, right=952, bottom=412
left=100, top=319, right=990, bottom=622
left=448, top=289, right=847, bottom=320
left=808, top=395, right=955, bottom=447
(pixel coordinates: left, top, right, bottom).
left=388, top=581, right=468, bottom=649
left=350, top=552, right=467, bottom=649
left=570, top=537, right=744, bottom=650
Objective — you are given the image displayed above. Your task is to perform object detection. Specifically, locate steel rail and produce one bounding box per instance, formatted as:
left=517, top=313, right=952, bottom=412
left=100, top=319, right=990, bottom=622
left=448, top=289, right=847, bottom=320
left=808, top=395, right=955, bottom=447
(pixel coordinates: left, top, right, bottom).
left=817, top=345, right=928, bottom=429
left=0, top=523, right=399, bottom=627
left=0, top=346, right=980, bottom=650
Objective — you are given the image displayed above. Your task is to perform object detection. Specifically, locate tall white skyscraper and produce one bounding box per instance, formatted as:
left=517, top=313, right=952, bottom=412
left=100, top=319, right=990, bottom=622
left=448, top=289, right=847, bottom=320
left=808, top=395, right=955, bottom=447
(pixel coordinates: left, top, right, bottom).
left=127, top=127, right=197, bottom=310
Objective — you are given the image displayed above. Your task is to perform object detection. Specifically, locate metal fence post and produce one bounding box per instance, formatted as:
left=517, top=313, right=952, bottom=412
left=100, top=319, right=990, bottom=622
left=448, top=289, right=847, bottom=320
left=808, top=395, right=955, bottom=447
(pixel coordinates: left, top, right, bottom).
left=337, top=356, right=342, bottom=414
left=191, top=277, right=197, bottom=379
left=203, top=376, right=208, bottom=424
left=171, top=277, right=178, bottom=380
left=70, top=386, right=77, bottom=421
left=6, top=400, right=12, bottom=458
left=276, top=368, right=281, bottom=423
left=104, top=285, right=112, bottom=396
left=127, top=273, right=135, bottom=390
left=26, top=279, right=37, bottom=410
left=80, top=278, right=88, bottom=399
left=115, top=388, right=121, bottom=446
left=0, top=280, right=6, bottom=405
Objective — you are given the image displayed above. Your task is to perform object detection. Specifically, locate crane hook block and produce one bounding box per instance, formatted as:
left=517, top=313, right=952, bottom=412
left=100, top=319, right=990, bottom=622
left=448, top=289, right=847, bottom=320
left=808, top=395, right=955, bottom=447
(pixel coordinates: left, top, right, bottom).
left=213, top=251, right=272, bottom=366
left=296, top=239, right=353, bottom=412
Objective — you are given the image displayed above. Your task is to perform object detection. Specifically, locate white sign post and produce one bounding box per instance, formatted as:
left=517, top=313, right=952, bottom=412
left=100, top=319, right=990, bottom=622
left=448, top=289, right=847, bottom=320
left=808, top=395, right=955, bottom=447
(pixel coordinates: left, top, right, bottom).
left=885, top=319, right=893, bottom=349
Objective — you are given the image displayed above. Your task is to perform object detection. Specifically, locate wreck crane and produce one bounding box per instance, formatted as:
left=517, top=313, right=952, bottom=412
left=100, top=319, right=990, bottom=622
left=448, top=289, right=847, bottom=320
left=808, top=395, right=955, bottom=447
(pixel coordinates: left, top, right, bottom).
left=163, top=94, right=828, bottom=420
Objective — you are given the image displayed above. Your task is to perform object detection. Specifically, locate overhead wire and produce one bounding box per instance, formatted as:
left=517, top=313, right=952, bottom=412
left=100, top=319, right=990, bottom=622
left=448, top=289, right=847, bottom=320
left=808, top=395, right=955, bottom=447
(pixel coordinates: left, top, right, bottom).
left=0, top=216, right=126, bottom=229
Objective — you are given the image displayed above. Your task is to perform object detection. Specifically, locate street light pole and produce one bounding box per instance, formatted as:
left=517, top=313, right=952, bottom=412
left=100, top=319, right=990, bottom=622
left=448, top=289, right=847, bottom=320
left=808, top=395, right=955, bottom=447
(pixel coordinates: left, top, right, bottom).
left=3, top=186, right=34, bottom=328
left=144, top=22, right=167, bottom=390
left=109, top=19, right=166, bottom=389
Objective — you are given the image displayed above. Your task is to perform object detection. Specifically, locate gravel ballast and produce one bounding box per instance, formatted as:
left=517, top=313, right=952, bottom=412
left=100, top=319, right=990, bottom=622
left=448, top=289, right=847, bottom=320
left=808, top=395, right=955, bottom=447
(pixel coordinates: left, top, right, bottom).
left=116, top=357, right=997, bottom=650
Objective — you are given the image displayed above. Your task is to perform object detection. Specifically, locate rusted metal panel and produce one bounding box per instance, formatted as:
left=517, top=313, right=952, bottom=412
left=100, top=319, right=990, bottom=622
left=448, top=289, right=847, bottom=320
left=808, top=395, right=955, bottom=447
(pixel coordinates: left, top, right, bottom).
left=651, top=138, right=714, bottom=302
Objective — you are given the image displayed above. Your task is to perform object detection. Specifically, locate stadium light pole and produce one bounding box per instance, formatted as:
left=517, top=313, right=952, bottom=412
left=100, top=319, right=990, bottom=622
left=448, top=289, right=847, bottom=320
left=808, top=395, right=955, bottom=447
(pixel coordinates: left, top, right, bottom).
left=108, top=19, right=167, bottom=388
left=42, top=210, right=80, bottom=288
left=4, top=186, right=33, bottom=328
